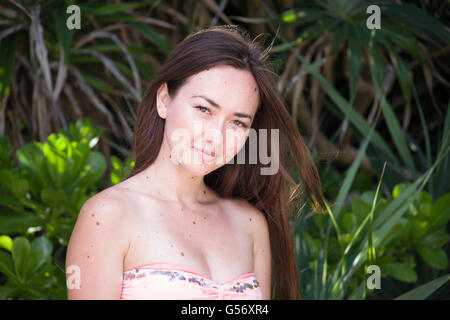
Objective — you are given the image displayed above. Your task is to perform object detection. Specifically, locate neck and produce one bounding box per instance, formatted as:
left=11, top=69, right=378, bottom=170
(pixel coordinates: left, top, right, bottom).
left=136, top=138, right=216, bottom=206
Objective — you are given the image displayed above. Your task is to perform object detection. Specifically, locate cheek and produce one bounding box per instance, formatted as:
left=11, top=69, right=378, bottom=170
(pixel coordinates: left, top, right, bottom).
left=223, top=131, right=248, bottom=161
left=165, top=105, right=197, bottom=144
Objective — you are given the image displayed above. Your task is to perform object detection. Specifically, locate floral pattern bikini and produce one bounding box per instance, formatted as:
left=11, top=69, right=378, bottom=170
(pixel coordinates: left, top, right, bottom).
left=120, top=263, right=262, bottom=300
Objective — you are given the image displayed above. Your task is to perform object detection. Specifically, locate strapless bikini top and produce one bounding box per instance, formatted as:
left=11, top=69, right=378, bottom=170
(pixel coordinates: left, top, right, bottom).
left=120, top=263, right=262, bottom=300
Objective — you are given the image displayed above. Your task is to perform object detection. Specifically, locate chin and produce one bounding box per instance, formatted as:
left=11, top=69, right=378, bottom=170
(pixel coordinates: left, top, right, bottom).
left=172, top=148, right=225, bottom=175
left=182, top=163, right=220, bottom=176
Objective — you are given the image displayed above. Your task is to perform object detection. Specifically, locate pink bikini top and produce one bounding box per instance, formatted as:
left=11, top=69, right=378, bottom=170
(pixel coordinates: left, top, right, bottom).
left=120, top=263, right=263, bottom=300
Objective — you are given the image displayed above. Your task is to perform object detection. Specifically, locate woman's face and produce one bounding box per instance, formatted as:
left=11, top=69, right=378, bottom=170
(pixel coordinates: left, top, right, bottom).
left=157, top=65, right=260, bottom=176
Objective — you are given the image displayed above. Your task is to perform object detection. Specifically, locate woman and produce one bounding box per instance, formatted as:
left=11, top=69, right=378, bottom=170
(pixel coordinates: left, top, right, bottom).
left=66, top=25, right=326, bottom=300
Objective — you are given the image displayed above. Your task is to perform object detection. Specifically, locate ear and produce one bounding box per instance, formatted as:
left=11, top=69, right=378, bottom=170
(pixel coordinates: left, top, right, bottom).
left=156, top=82, right=171, bottom=119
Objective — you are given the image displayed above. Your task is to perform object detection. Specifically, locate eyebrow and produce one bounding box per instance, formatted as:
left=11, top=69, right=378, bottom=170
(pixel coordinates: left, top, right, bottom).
left=191, top=95, right=253, bottom=121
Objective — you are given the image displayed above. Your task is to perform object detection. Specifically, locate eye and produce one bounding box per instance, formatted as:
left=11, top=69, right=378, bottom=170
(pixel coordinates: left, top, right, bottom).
left=195, top=106, right=210, bottom=114
left=232, top=120, right=248, bottom=128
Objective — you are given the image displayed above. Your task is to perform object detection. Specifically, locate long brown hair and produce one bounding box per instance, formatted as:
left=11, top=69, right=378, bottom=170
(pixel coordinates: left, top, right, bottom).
left=128, top=25, right=326, bottom=300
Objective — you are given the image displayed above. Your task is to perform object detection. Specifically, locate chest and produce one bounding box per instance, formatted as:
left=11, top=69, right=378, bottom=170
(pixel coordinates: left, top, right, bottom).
left=122, top=198, right=255, bottom=283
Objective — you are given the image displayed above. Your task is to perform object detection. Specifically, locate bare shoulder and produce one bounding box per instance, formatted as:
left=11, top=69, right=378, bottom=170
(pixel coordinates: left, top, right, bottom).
left=232, top=199, right=272, bottom=299
left=65, top=186, right=130, bottom=299
left=79, top=186, right=130, bottom=226
left=232, top=199, right=269, bottom=235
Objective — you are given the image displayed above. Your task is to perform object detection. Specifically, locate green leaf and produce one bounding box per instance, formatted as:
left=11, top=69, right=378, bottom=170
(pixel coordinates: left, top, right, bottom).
left=0, top=284, right=20, bottom=299
left=129, top=22, right=172, bottom=55
left=421, top=230, right=450, bottom=248
left=417, top=246, right=448, bottom=270
left=329, top=23, right=346, bottom=54
left=287, top=42, right=401, bottom=168
left=79, top=71, right=115, bottom=92
left=41, top=188, right=68, bottom=208
left=0, top=137, right=14, bottom=169
left=53, top=8, right=73, bottom=64
left=426, top=193, right=450, bottom=234
left=84, top=1, right=156, bottom=15
left=76, top=150, right=106, bottom=187
left=0, top=251, right=16, bottom=280
left=342, top=213, right=356, bottom=234
left=29, top=237, right=53, bottom=275
left=281, top=9, right=297, bottom=23
left=0, top=235, right=13, bottom=252
left=395, top=273, right=450, bottom=300
left=16, top=142, right=50, bottom=189
left=11, top=177, right=29, bottom=199
left=351, top=198, right=371, bottom=223
left=369, top=45, right=417, bottom=178
left=12, top=237, right=31, bottom=280
left=0, top=208, right=46, bottom=234
left=383, top=261, right=417, bottom=283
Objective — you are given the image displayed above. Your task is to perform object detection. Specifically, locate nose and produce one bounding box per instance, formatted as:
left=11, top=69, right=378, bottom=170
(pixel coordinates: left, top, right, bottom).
left=202, top=119, right=223, bottom=148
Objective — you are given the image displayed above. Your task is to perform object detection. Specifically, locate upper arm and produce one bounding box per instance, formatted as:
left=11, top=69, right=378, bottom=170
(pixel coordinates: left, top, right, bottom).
left=249, top=206, right=272, bottom=300
left=65, top=192, right=128, bottom=299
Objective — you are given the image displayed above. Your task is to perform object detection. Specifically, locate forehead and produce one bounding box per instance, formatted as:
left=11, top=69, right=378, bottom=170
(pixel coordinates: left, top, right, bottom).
left=178, top=65, right=260, bottom=112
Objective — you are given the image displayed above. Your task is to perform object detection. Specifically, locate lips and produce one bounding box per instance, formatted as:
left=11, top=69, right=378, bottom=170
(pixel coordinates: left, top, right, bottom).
left=193, top=147, right=216, bottom=162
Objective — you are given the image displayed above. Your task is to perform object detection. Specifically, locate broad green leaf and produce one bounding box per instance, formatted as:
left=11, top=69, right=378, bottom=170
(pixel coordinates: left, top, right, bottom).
left=12, top=237, right=30, bottom=281
left=426, top=193, right=450, bottom=234
left=343, top=213, right=356, bottom=234
left=0, top=251, right=16, bottom=280
left=0, top=209, right=46, bottom=234
left=0, top=235, right=12, bottom=252
left=11, top=177, right=29, bottom=199
left=383, top=261, right=417, bottom=283
left=417, top=246, right=448, bottom=270
left=41, top=188, right=68, bottom=208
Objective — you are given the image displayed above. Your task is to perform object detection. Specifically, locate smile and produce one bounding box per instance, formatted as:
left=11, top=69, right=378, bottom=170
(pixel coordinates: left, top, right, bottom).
left=193, top=147, right=216, bottom=162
